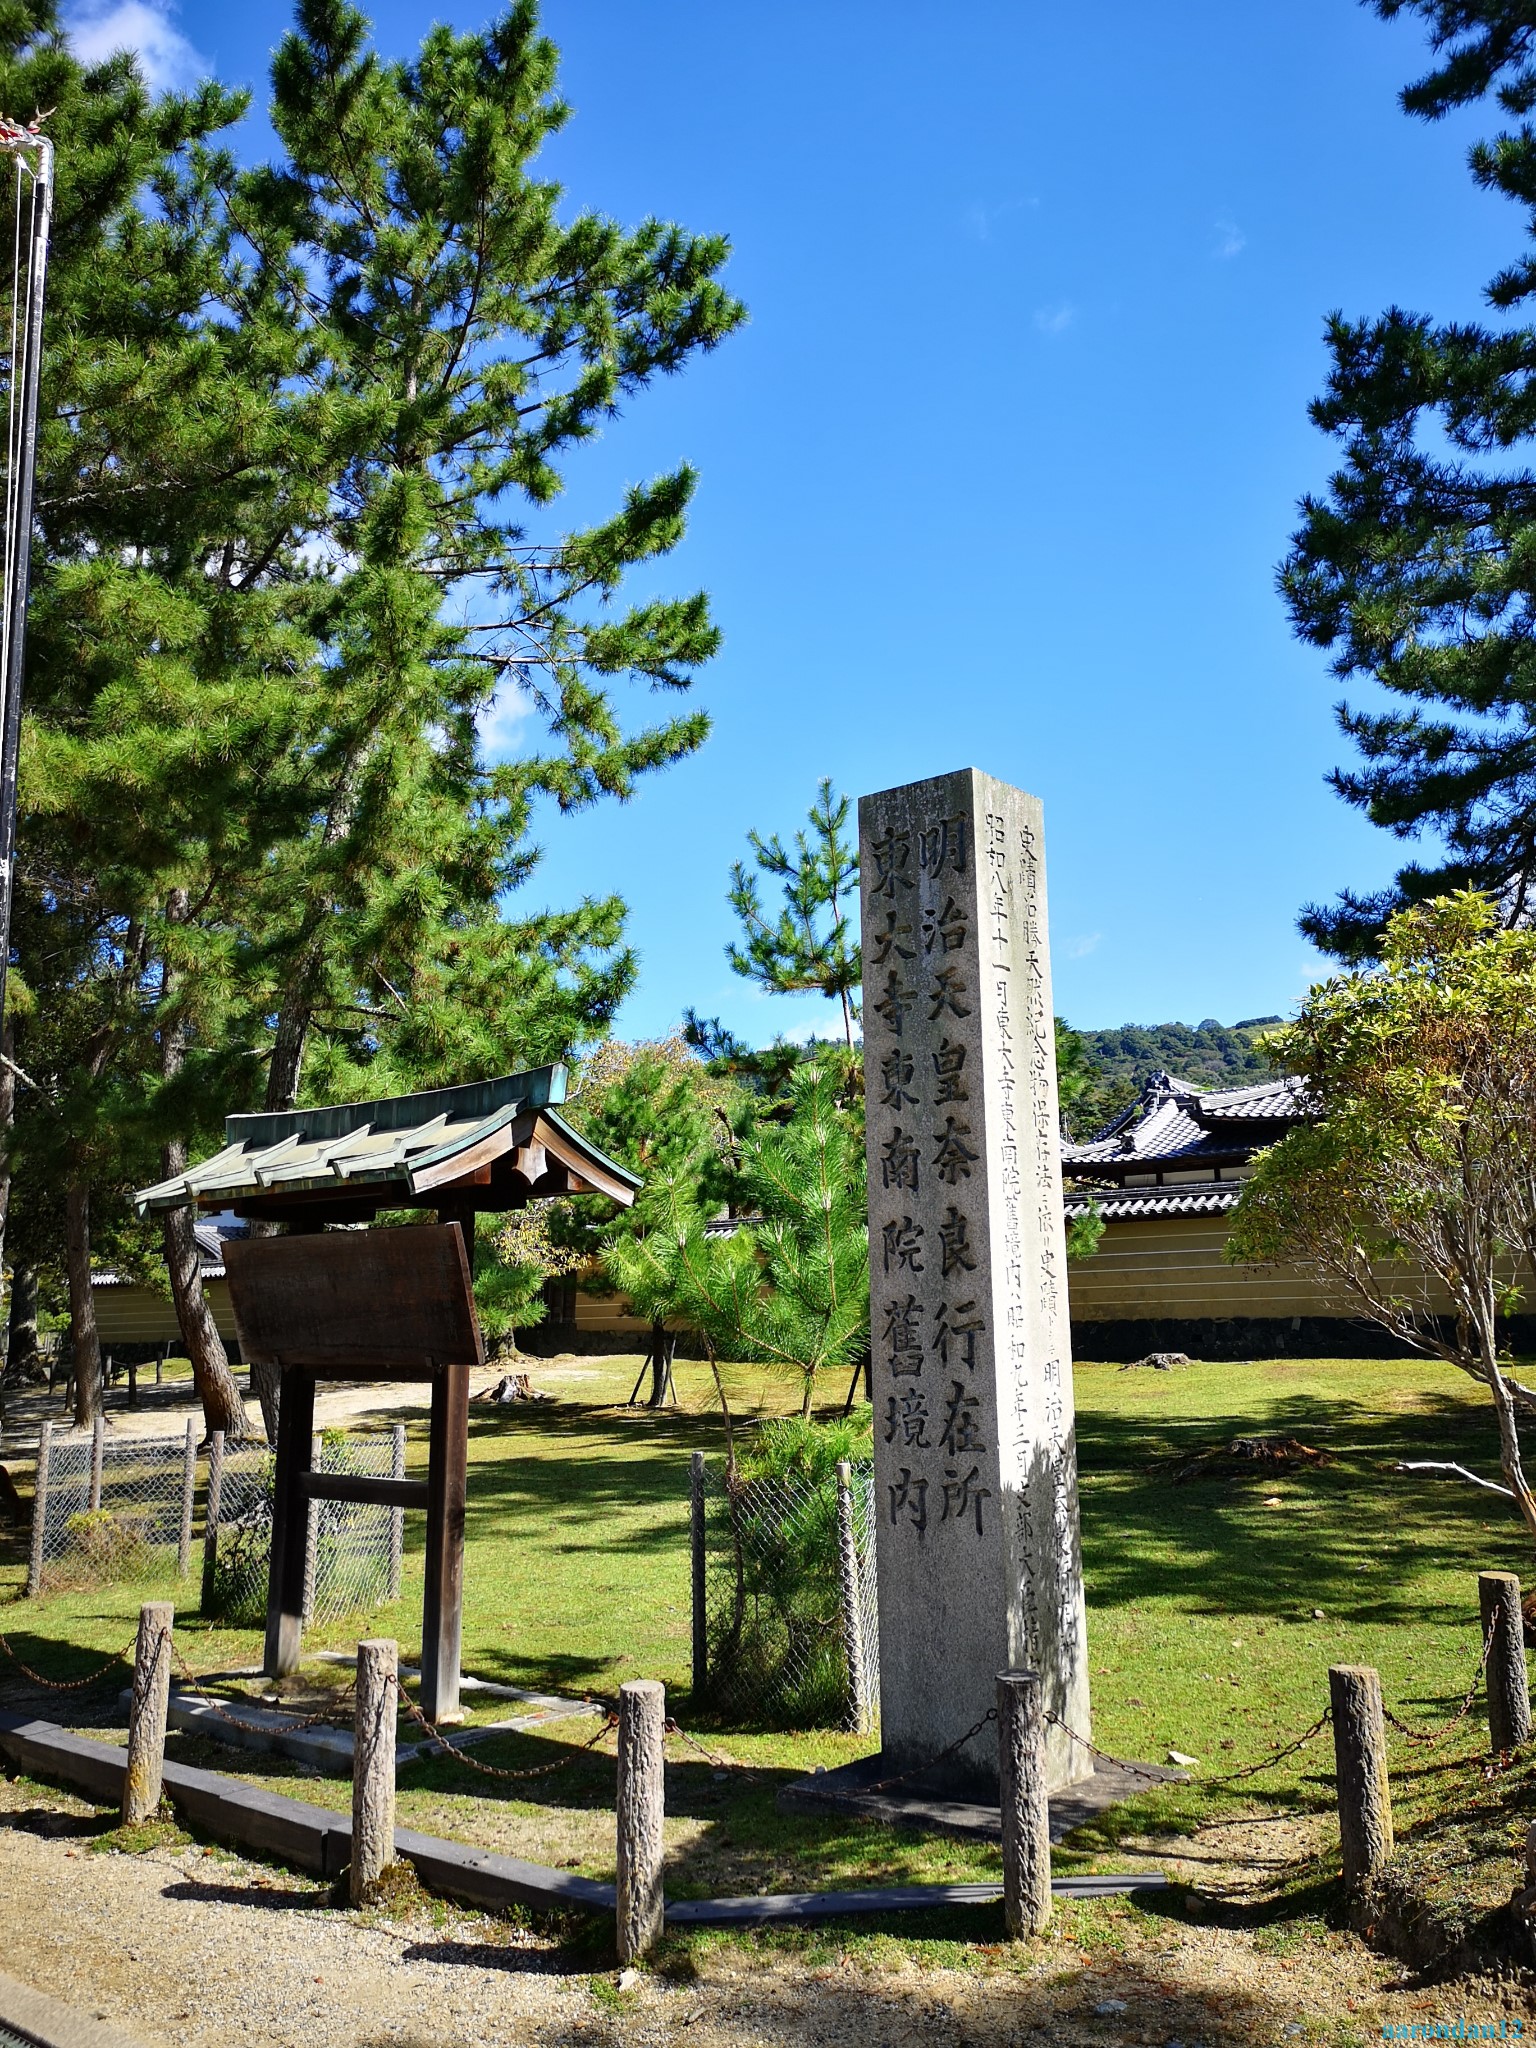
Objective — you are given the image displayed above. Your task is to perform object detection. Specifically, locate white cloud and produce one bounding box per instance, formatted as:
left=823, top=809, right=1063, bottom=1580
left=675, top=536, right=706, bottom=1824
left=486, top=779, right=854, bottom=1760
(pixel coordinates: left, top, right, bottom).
left=478, top=678, right=534, bottom=763
left=962, top=196, right=1038, bottom=243
left=1213, top=217, right=1246, bottom=260
left=1033, top=302, right=1075, bottom=337
left=780, top=1017, right=841, bottom=1046
left=1066, top=932, right=1102, bottom=959
left=65, top=0, right=207, bottom=91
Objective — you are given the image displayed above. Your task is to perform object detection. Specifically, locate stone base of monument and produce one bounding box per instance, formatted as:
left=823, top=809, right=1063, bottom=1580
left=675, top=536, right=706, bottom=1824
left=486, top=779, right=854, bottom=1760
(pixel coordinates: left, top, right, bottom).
left=776, top=1753, right=1186, bottom=1845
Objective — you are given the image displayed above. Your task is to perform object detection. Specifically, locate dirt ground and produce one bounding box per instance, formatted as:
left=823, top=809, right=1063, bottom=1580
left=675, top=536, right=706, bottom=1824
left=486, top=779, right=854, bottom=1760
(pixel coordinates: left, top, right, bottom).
left=0, top=1366, right=520, bottom=1459
left=0, top=1776, right=1531, bottom=2048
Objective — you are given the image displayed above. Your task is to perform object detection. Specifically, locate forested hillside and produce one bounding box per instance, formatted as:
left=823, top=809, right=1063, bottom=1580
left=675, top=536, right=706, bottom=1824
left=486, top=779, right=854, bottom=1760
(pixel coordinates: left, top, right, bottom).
left=1064, top=1017, right=1283, bottom=1138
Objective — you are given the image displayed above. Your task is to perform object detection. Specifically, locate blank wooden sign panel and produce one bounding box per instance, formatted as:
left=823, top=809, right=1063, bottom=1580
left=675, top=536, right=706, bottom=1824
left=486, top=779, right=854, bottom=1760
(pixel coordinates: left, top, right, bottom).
left=225, top=1225, right=484, bottom=1378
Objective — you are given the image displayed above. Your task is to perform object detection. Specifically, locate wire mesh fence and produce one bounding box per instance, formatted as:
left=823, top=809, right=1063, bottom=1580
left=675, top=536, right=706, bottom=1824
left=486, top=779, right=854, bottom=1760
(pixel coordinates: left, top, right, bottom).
left=29, top=1423, right=195, bottom=1591
left=202, top=1427, right=404, bottom=1629
left=695, top=1457, right=879, bottom=1730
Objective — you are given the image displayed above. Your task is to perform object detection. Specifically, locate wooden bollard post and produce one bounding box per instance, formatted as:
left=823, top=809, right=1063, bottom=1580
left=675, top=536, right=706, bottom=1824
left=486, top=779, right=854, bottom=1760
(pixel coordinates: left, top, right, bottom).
left=123, top=1601, right=174, bottom=1824
left=351, top=1638, right=399, bottom=1904
left=616, top=1678, right=666, bottom=1964
left=387, top=1424, right=406, bottom=1602
left=835, top=1461, right=870, bottom=1734
left=176, top=1419, right=197, bottom=1579
left=1479, top=1571, right=1531, bottom=1751
left=88, top=1414, right=105, bottom=1512
left=689, top=1452, right=707, bottom=1704
left=200, top=1430, right=225, bottom=1614
left=1330, top=1665, right=1393, bottom=1890
left=26, top=1420, right=52, bottom=1597
left=997, top=1670, right=1052, bottom=1937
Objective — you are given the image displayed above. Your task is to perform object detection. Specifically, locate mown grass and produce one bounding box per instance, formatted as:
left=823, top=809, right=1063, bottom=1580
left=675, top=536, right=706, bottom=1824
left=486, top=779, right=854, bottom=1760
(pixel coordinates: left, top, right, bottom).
left=2, top=1350, right=1534, bottom=1957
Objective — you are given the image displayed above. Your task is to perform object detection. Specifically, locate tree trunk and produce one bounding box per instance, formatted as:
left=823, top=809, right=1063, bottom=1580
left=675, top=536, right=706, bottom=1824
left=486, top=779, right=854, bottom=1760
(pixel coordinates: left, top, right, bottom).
left=66, top=1177, right=102, bottom=1427
left=0, top=1020, right=15, bottom=1332
left=7, top=1263, right=36, bottom=1378
left=1484, top=1347, right=1536, bottom=1549
left=646, top=1321, right=676, bottom=1408
left=161, top=1191, right=247, bottom=1440
left=157, top=904, right=249, bottom=1443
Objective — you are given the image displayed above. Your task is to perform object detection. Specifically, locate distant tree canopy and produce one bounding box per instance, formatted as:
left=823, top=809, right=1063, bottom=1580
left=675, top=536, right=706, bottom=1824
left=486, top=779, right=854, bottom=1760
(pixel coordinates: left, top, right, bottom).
left=1283, top=0, right=1536, bottom=957
left=1062, top=1017, right=1282, bottom=1136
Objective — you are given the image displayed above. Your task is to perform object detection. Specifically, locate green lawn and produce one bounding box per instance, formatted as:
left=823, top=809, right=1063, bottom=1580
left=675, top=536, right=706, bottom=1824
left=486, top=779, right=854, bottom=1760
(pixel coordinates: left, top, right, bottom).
left=2, top=1350, right=1532, bottom=1950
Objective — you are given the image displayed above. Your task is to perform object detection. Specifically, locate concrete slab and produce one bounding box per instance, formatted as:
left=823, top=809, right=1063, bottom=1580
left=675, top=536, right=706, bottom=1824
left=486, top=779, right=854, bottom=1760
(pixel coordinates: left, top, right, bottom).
left=0, top=1713, right=1168, bottom=1933
left=668, top=1871, right=1171, bottom=1924
left=776, top=1752, right=1184, bottom=1844
left=114, top=1686, right=602, bottom=1774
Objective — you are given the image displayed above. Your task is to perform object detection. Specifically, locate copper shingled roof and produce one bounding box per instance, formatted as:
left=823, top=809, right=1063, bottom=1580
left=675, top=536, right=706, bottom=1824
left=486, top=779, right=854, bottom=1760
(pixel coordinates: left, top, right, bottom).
left=134, top=1067, right=640, bottom=1223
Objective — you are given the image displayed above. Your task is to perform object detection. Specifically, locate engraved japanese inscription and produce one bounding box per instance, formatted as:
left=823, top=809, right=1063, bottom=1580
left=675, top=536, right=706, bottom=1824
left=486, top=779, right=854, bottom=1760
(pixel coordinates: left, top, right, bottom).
left=859, top=767, right=1091, bottom=1793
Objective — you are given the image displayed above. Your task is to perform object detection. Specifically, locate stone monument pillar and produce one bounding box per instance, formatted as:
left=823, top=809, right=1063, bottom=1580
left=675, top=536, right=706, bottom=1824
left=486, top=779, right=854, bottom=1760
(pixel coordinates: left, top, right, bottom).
left=859, top=767, right=1091, bottom=1793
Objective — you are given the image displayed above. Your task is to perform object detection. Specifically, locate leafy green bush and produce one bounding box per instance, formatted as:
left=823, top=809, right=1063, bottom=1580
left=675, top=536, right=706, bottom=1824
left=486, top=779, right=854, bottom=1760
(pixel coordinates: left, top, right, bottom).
left=203, top=1435, right=392, bottom=1626
left=53, top=1508, right=158, bottom=1586
left=707, top=1414, right=874, bottom=1728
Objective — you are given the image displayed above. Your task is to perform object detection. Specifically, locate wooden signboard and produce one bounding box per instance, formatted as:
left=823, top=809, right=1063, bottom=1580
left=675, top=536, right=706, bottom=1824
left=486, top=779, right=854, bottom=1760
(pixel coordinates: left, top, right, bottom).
left=224, top=1225, right=484, bottom=1378
left=224, top=1225, right=484, bottom=1721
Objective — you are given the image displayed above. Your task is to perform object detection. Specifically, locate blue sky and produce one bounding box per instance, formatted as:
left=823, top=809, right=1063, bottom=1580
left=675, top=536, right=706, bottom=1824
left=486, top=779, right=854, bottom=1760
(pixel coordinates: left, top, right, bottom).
left=64, top=0, right=1520, bottom=1045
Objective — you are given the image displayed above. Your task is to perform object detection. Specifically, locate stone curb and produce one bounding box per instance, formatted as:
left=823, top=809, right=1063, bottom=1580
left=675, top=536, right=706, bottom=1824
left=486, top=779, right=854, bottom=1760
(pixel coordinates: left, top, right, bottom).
left=0, top=1965, right=148, bottom=2048
left=0, top=1712, right=1169, bottom=1931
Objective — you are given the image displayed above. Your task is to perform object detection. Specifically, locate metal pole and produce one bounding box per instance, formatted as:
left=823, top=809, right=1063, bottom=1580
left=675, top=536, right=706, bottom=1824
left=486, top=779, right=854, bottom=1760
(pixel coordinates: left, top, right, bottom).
left=835, top=1460, right=870, bottom=1734
left=0, top=137, right=52, bottom=1028
left=690, top=1451, right=708, bottom=1704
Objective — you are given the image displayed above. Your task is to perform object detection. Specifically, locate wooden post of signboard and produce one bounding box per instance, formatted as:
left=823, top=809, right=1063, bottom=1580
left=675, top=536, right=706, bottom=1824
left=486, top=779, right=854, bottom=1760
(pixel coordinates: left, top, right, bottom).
left=420, top=1210, right=473, bottom=1723
left=263, top=1366, right=316, bottom=1677
left=420, top=1362, right=469, bottom=1723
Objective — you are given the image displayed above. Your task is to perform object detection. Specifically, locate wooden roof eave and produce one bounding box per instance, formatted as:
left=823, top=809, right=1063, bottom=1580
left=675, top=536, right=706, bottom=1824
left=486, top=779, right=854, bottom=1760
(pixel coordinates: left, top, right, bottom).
left=137, top=1074, right=642, bottom=1222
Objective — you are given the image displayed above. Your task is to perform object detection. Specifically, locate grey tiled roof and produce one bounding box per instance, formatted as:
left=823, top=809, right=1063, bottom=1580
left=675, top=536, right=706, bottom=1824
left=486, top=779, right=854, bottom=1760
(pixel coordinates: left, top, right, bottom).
left=1061, top=1069, right=1305, bottom=1177
left=1194, top=1077, right=1307, bottom=1123
left=1062, top=1181, right=1242, bottom=1221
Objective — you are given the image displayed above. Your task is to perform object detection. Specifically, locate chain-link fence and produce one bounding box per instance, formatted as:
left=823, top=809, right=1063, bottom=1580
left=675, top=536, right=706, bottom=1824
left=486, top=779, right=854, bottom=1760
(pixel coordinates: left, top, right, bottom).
left=695, top=1457, right=879, bottom=1730
left=202, top=1427, right=404, bottom=1629
left=27, top=1423, right=195, bottom=1592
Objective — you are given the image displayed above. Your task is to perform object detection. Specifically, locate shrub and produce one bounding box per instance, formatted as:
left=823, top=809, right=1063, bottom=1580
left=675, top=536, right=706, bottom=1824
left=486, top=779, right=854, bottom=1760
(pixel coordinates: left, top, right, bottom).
left=707, top=1414, right=874, bottom=1728
left=53, top=1508, right=158, bottom=1586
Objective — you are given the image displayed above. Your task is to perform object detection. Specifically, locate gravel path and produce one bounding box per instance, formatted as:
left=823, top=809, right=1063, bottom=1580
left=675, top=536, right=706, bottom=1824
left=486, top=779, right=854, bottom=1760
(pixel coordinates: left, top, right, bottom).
left=0, top=1775, right=1528, bottom=2046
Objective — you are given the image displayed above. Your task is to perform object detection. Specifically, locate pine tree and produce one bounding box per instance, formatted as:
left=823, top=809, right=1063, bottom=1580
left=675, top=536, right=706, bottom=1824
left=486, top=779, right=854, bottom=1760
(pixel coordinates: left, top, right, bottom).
left=607, top=1057, right=870, bottom=1431
left=1282, top=1, right=1536, bottom=957
left=2, top=6, right=300, bottom=1431
left=555, top=1035, right=738, bottom=1403
left=225, top=0, right=745, bottom=1117
left=9, top=0, right=743, bottom=1435
left=726, top=778, right=861, bottom=1046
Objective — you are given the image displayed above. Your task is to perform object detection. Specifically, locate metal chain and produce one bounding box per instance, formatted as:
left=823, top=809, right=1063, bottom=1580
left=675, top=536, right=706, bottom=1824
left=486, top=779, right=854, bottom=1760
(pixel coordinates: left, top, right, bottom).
left=391, top=1676, right=617, bottom=1782
left=168, top=1641, right=355, bottom=1736
left=1206, top=1709, right=1334, bottom=1785
left=859, top=1706, right=1000, bottom=1794
left=1045, top=1711, right=1172, bottom=1785
left=663, top=1716, right=731, bottom=1768
left=1381, top=1611, right=1498, bottom=1750
left=0, top=1630, right=135, bottom=1692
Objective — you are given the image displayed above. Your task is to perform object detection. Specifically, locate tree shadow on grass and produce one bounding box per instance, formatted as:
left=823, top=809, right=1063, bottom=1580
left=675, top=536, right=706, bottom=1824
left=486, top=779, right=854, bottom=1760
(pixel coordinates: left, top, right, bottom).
left=1078, top=1387, right=1525, bottom=1627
